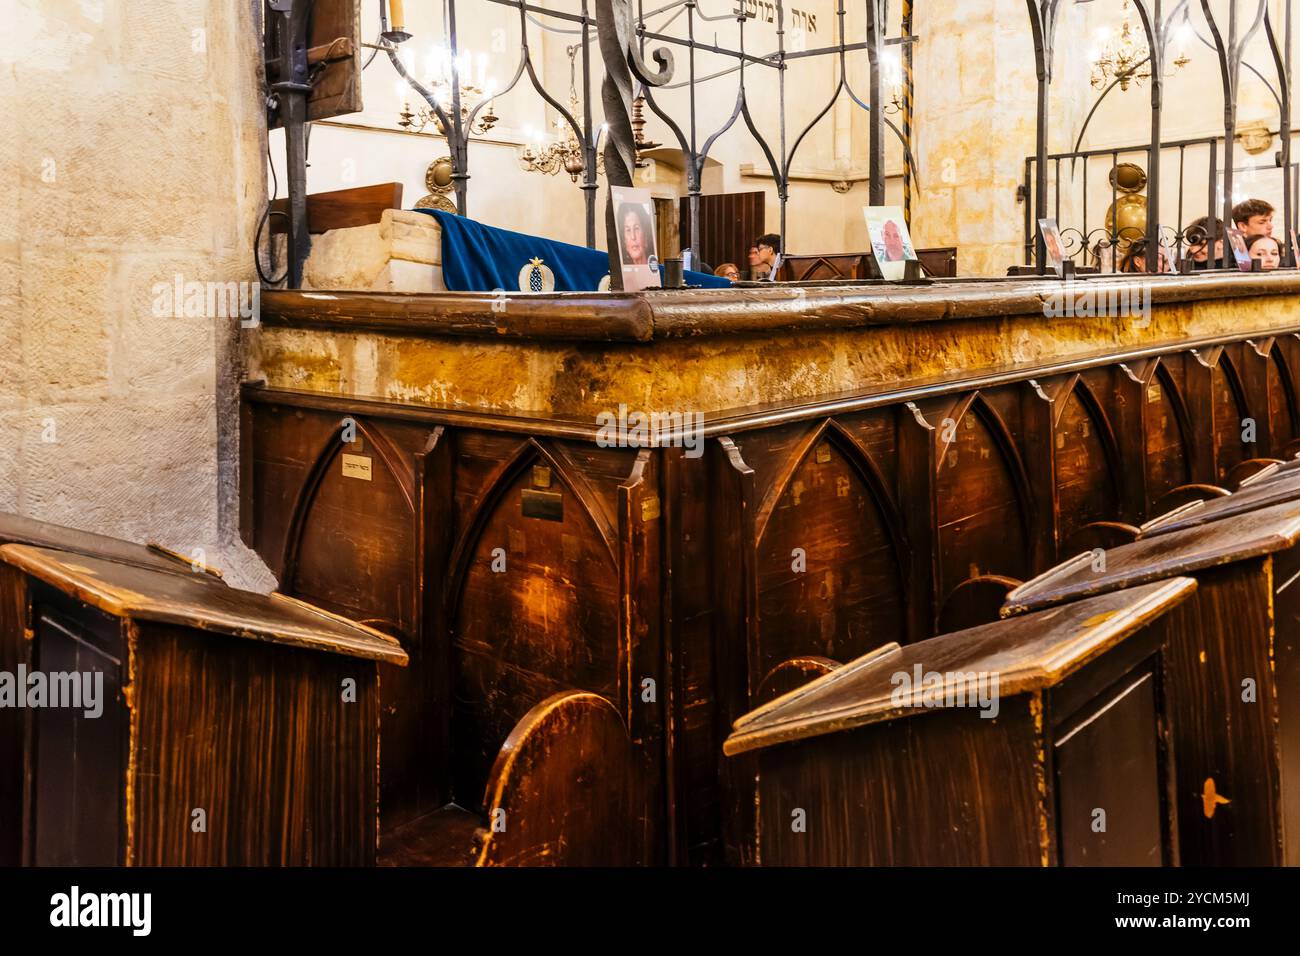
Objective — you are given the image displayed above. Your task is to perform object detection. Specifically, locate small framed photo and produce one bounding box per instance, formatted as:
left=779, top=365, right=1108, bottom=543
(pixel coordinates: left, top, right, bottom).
left=865, top=206, right=917, bottom=281
left=1038, top=218, right=1067, bottom=276
left=611, top=186, right=661, bottom=292
left=1227, top=227, right=1252, bottom=272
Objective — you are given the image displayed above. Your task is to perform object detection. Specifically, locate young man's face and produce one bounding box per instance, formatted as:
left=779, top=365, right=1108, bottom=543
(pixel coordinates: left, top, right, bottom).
left=1190, top=238, right=1224, bottom=262
left=747, top=246, right=761, bottom=266
left=1238, top=213, right=1274, bottom=238
left=756, top=243, right=776, bottom=266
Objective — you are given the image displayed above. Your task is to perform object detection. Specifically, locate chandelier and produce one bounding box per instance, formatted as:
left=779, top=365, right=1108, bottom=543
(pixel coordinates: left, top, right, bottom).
left=1090, top=1, right=1190, bottom=91
left=519, top=46, right=604, bottom=181
left=396, top=44, right=498, bottom=135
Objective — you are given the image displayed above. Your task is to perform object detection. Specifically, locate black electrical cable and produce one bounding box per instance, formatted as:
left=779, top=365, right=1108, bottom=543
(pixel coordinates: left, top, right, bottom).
left=254, top=132, right=290, bottom=287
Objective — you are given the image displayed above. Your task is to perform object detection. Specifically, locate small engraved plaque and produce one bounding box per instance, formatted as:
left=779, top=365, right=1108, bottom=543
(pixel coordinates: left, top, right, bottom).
left=342, top=454, right=373, bottom=481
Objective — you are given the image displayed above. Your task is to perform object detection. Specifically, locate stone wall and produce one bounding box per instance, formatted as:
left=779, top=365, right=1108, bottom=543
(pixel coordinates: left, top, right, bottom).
left=0, top=0, right=272, bottom=588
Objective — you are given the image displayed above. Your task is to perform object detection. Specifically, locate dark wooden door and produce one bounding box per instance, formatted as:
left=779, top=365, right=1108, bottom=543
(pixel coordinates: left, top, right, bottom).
left=29, top=592, right=125, bottom=866
left=680, top=192, right=765, bottom=274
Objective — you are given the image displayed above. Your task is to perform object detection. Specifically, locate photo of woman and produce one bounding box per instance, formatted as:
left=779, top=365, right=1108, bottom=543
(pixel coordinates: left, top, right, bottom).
left=618, top=202, right=656, bottom=267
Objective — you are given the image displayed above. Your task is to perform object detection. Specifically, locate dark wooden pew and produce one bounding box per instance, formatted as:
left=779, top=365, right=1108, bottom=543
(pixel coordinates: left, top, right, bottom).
left=0, top=543, right=406, bottom=865
left=1004, top=499, right=1300, bottom=865
left=242, top=408, right=660, bottom=863
left=0, top=512, right=229, bottom=866
left=1138, top=466, right=1300, bottom=538
left=240, top=328, right=1300, bottom=864
left=723, top=579, right=1195, bottom=865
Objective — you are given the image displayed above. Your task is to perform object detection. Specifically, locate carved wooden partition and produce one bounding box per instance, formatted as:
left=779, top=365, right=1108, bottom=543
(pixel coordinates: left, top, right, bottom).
left=241, top=330, right=1300, bottom=866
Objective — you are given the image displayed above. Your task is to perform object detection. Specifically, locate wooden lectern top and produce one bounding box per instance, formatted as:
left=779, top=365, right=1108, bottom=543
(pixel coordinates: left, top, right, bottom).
left=0, top=511, right=218, bottom=580
left=0, top=544, right=408, bottom=665
left=1141, top=468, right=1300, bottom=538
left=723, top=577, right=1195, bottom=756
left=1006, top=499, right=1300, bottom=615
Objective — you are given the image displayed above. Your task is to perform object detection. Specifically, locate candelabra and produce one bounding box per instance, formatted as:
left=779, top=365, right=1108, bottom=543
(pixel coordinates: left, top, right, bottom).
left=1090, top=1, right=1190, bottom=91
left=394, top=44, right=498, bottom=135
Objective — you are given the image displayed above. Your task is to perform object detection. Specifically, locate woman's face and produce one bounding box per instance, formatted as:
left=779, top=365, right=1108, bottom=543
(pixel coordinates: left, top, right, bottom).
left=623, top=210, right=646, bottom=263
left=1252, top=237, right=1281, bottom=270
left=883, top=220, right=904, bottom=259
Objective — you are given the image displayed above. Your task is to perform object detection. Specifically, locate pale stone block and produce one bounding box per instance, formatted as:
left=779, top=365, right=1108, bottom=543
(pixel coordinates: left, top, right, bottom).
left=377, top=258, right=444, bottom=293
left=301, top=222, right=389, bottom=290
left=293, top=208, right=446, bottom=291
left=18, top=250, right=114, bottom=399
left=0, top=407, right=20, bottom=514
left=386, top=210, right=443, bottom=265
left=18, top=394, right=218, bottom=543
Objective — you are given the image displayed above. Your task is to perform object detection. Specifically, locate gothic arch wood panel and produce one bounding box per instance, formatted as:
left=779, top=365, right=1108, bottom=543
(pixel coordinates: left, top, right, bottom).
left=1143, top=362, right=1194, bottom=512
left=753, top=420, right=907, bottom=680
left=447, top=439, right=623, bottom=810
left=278, top=416, right=430, bottom=827
left=282, top=417, right=416, bottom=635
left=935, top=394, right=1033, bottom=606
left=1054, top=377, right=1122, bottom=554
left=1211, top=353, right=1252, bottom=485
left=1268, top=344, right=1298, bottom=454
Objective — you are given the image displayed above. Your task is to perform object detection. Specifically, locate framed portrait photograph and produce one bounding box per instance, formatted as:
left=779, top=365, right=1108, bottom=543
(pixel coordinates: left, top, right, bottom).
left=1038, top=218, right=1067, bottom=276
left=864, top=206, right=917, bottom=281
left=1227, top=227, right=1252, bottom=272
left=611, top=186, right=661, bottom=291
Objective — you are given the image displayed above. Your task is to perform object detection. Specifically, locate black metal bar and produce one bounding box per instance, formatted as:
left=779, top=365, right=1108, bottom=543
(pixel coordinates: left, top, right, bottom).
left=1111, top=150, right=1118, bottom=273
left=267, top=0, right=314, bottom=289
left=866, top=0, right=887, bottom=206
left=582, top=0, right=598, bottom=248
left=1025, top=1, right=1062, bottom=274
left=1208, top=138, right=1219, bottom=266
left=1266, top=1, right=1293, bottom=264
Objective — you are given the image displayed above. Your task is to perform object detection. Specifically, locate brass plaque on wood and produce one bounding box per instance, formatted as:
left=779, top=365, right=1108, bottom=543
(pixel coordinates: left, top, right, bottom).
left=532, top=465, right=553, bottom=489
left=815, top=444, right=831, bottom=464
left=522, top=489, right=563, bottom=521
left=341, top=454, right=373, bottom=481
left=641, top=495, right=661, bottom=522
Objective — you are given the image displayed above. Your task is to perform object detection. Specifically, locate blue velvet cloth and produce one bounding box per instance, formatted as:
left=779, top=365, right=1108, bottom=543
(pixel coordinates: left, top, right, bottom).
left=413, top=209, right=730, bottom=291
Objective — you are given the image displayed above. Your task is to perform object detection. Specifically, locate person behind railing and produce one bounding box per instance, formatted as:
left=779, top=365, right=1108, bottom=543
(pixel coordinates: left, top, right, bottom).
left=753, top=233, right=782, bottom=282
left=1247, top=233, right=1282, bottom=271
left=1119, top=238, right=1170, bottom=274
left=1233, top=199, right=1275, bottom=241
left=1185, top=216, right=1225, bottom=269
left=714, top=263, right=741, bottom=283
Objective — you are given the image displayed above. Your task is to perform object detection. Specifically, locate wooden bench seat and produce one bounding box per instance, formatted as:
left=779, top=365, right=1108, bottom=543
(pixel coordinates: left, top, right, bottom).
left=0, top=543, right=405, bottom=865
left=1004, top=500, right=1300, bottom=865
left=724, top=579, right=1194, bottom=865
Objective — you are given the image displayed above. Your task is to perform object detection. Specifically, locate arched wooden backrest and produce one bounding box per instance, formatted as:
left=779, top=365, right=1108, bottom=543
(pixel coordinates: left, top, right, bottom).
left=1210, top=353, right=1253, bottom=484
left=754, top=656, right=842, bottom=706
left=1143, top=362, right=1195, bottom=511
left=936, top=575, right=1022, bottom=634
left=1267, top=345, right=1299, bottom=452
left=1225, top=458, right=1283, bottom=491
left=753, top=420, right=906, bottom=685
left=1053, top=377, right=1123, bottom=554
left=935, top=394, right=1035, bottom=602
left=1062, top=521, right=1140, bottom=554
left=476, top=691, right=644, bottom=867
left=447, top=440, right=622, bottom=807
left=1151, top=483, right=1229, bottom=516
